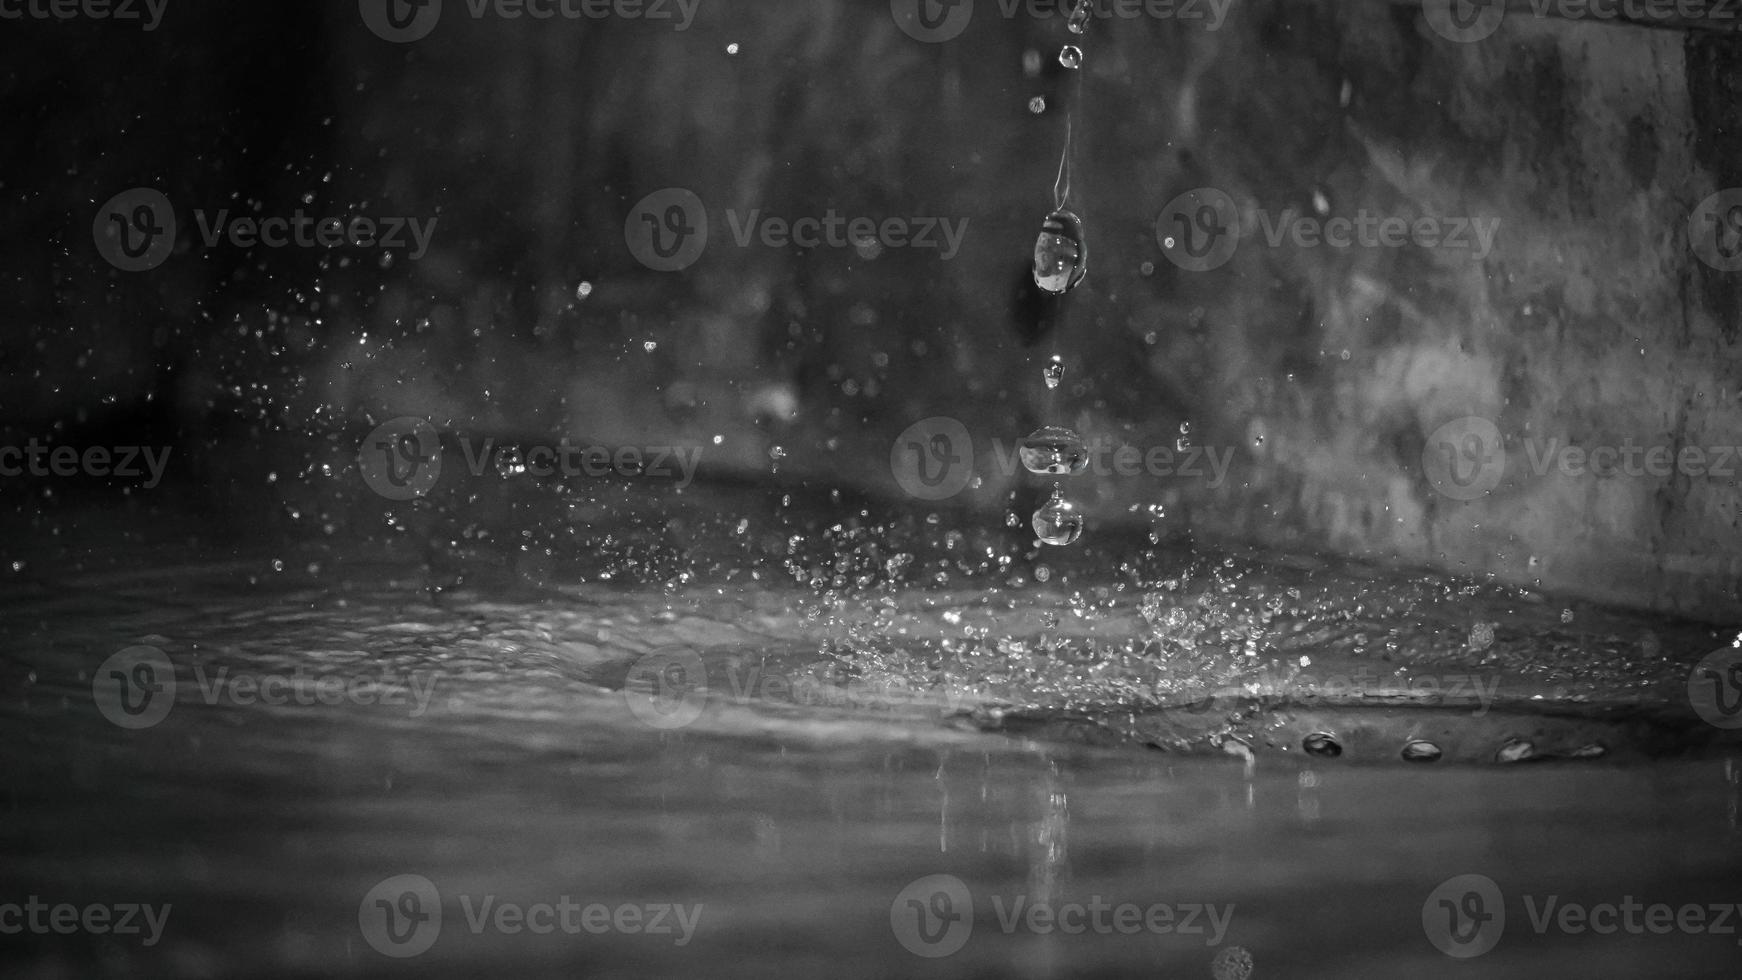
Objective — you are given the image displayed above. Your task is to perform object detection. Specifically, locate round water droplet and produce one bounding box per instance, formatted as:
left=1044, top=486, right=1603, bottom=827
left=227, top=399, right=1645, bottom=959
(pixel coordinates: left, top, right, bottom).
left=1043, top=356, right=1064, bottom=390
left=1058, top=45, right=1082, bottom=70
left=1302, top=732, right=1342, bottom=758
left=1033, top=209, right=1087, bottom=295
left=1018, top=426, right=1088, bottom=476
left=1028, top=96, right=1047, bottom=114
left=1401, top=740, right=1442, bottom=763
left=1032, top=494, right=1084, bottom=547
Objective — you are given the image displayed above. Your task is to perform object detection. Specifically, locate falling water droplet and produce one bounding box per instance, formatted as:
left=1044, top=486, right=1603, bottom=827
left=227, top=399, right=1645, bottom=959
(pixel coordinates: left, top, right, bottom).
left=1019, top=426, right=1088, bottom=476
left=1067, top=0, right=1092, bottom=34
left=1028, top=96, right=1047, bottom=115
left=1043, top=356, right=1064, bottom=389
left=1032, top=487, right=1084, bottom=546
left=1058, top=45, right=1083, bottom=70
left=1033, top=209, right=1087, bottom=295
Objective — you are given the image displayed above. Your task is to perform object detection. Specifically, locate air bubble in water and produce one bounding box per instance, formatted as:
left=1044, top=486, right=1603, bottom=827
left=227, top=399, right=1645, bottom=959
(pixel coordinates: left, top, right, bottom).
left=1019, top=426, right=1088, bottom=476
left=1059, top=45, right=1083, bottom=70
left=1033, top=209, right=1087, bottom=295
left=1033, top=487, right=1084, bottom=546
left=1043, top=356, right=1064, bottom=389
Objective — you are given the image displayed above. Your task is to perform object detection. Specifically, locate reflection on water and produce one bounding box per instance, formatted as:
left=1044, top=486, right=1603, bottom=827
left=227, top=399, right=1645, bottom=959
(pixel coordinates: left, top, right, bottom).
left=3, top=494, right=1741, bottom=978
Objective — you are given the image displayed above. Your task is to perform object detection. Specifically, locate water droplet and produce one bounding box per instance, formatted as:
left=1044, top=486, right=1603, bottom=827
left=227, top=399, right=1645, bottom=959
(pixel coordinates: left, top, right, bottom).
left=1043, top=356, right=1064, bottom=389
left=1019, top=426, right=1088, bottom=476
left=1022, top=48, right=1042, bottom=77
left=643, top=341, right=658, bottom=353
left=1211, top=945, right=1256, bottom=980
left=1033, top=209, right=1087, bottom=295
left=726, top=42, right=740, bottom=55
left=1059, top=45, right=1083, bottom=70
left=1302, top=732, right=1342, bottom=758
left=1028, top=96, right=1047, bottom=114
left=1496, top=739, right=1535, bottom=764
left=1032, top=489, right=1084, bottom=546
left=576, top=281, right=594, bottom=300
left=1401, top=740, right=1442, bottom=763
left=1067, top=0, right=1092, bottom=34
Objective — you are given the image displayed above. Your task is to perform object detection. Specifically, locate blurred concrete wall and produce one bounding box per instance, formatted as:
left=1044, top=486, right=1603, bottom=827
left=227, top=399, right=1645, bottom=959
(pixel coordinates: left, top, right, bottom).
left=9, top=1, right=1741, bottom=617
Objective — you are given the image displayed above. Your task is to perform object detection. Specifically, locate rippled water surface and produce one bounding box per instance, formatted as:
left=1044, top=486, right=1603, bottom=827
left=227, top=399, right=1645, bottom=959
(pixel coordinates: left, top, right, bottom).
left=5, top=489, right=1741, bottom=978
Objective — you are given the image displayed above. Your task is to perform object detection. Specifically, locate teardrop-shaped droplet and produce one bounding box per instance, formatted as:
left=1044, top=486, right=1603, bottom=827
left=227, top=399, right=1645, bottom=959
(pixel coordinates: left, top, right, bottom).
left=1067, top=0, right=1092, bottom=34
left=1019, top=426, right=1087, bottom=476
left=1033, top=209, right=1087, bottom=295
left=1400, top=740, right=1442, bottom=763
left=1043, top=356, right=1064, bottom=390
left=1059, top=45, right=1083, bottom=70
left=1032, top=490, right=1084, bottom=547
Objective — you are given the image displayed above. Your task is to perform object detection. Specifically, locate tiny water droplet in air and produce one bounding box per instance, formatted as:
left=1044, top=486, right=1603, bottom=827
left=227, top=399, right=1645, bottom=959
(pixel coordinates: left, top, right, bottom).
left=1032, top=485, right=1084, bottom=547
left=1043, top=356, right=1064, bottom=389
left=726, top=42, right=740, bottom=55
left=1312, top=186, right=1330, bottom=216
left=1029, top=96, right=1047, bottom=114
left=644, top=341, right=658, bottom=353
left=1067, top=0, right=1092, bottom=34
left=1059, top=45, right=1083, bottom=70
left=1033, top=209, right=1087, bottom=295
left=1019, top=426, right=1088, bottom=476
left=576, top=281, right=594, bottom=300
